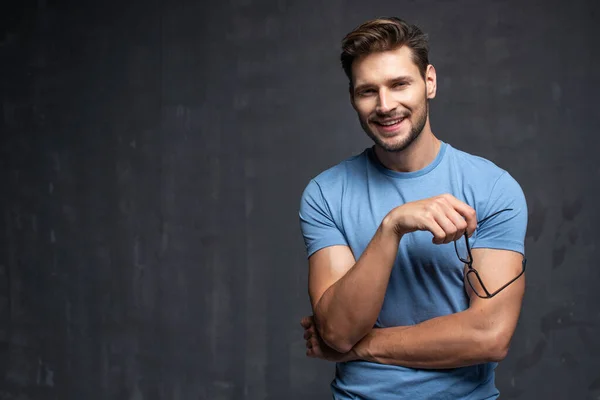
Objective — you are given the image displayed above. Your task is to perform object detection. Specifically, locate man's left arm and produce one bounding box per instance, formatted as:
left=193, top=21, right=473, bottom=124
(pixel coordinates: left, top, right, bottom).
left=356, top=247, right=525, bottom=368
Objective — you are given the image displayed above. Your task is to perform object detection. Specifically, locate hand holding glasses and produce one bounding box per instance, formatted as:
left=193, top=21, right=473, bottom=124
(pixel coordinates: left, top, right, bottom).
left=385, top=196, right=526, bottom=299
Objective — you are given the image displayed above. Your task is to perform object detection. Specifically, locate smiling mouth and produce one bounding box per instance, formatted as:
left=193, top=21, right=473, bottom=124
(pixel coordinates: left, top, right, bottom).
left=372, top=117, right=406, bottom=131
left=373, top=117, right=405, bottom=127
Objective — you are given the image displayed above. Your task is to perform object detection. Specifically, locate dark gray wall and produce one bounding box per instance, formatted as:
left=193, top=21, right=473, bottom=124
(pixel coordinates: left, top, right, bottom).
left=1, top=0, right=599, bottom=399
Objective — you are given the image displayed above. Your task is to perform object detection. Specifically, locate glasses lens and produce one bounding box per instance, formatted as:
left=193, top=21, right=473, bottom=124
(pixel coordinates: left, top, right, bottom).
left=466, top=270, right=487, bottom=298
left=467, top=263, right=526, bottom=299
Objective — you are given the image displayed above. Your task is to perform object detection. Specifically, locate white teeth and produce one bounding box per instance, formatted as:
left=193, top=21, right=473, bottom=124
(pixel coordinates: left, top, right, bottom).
left=379, top=118, right=403, bottom=126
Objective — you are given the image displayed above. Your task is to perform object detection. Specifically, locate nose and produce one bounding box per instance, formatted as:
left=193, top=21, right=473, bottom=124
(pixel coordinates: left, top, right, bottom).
left=376, top=89, right=395, bottom=114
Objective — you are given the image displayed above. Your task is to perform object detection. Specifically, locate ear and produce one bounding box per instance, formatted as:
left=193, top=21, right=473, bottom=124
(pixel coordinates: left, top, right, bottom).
left=425, top=64, right=437, bottom=100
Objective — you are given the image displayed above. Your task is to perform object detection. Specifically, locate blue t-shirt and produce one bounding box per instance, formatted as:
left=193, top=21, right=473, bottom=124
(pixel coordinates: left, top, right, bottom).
left=298, top=141, right=528, bottom=400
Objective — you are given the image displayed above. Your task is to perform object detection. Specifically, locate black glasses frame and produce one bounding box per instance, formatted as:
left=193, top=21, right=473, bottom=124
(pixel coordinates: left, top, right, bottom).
left=454, top=208, right=527, bottom=299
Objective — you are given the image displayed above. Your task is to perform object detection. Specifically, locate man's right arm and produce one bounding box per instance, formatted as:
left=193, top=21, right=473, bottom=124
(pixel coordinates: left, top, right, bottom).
left=309, top=215, right=401, bottom=353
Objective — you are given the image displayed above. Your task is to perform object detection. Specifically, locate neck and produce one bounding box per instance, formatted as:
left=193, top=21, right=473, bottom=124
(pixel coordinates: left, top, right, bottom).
left=373, top=127, right=441, bottom=173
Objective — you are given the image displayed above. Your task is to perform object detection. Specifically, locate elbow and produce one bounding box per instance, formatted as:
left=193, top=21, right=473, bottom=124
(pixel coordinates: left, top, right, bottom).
left=487, top=343, right=509, bottom=363
left=314, top=316, right=357, bottom=354
left=321, top=330, right=355, bottom=354
left=483, top=329, right=513, bottom=362
left=323, top=337, right=354, bottom=354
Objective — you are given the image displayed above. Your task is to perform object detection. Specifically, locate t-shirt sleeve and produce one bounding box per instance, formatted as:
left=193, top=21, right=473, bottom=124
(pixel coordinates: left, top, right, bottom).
left=471, top=171, right=528, bottom=256
left=298, top=179, right=349, bottom=258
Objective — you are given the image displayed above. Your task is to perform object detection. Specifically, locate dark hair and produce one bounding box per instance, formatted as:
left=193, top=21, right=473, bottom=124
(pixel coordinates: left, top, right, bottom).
left=340, top=17, right=430, bottom=84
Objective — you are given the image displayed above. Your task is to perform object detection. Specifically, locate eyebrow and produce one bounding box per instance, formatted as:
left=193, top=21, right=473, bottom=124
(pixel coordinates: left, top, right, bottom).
left=353, top=75, right=415, bottom=93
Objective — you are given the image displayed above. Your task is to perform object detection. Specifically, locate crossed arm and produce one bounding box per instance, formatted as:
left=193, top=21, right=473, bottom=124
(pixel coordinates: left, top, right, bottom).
left=302, top=223, right=525, bottom=369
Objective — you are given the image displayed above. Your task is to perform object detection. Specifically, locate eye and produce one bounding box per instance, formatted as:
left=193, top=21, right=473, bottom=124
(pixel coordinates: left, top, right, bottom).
left=393, top=82, right=407, bottom=88
left=357, top=89, right=376, bottom=97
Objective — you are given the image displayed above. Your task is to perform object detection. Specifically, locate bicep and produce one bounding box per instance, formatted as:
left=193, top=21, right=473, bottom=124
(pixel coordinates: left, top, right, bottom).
left=467, top=172, right=528, bottom=329
left=308, top=245, right=356, bottom=311
left=467, top=248, right=525, bottom=333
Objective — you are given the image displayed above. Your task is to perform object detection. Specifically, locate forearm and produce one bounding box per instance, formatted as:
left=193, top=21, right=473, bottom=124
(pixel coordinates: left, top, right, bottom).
left=353, top=310, right=507, bottom=369
left=315, top=217, right=400, bottom=352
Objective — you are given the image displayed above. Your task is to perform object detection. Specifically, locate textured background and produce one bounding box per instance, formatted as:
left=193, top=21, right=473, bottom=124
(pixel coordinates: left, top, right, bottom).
left=1, top=0, right=599, bottom=399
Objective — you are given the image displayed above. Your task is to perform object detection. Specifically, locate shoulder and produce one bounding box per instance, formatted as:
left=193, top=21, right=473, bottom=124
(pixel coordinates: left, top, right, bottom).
left=446, top=145, right=506, bottom=178
left=447, top=144, right=523, bottom=192
left=443, top=145, right=528, bottom=251
left=445, top=144, right=527, bottom=218
left=302, top=149, right=369, bottom=199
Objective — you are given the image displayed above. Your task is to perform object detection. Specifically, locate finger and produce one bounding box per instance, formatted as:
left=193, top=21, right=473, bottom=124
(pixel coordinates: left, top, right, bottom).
left=447, top=210, right=468, bottom=240
left=310, top=338, right=321, bottom=356
left=440, top=194, right=477, bottom=236
left=418, top=203, right=446, bottom=244
left=300, top=316, right=312, bottom=328
left=436, top=201, right=467, bottom=243
left=423, top=203, right=455, bottom=244
left=424, top=218, right=447, bottom=245
left=306, top=347, right=318, bottom=358
left=432, top=213, right=459, bottom=244
left=303, top=329, right=313, bottom=340
left=306, top=339, right=312, bottom=349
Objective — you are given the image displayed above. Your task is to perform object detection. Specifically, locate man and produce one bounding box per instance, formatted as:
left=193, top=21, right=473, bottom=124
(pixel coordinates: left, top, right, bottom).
left=298, top=17, right=528, bottom=399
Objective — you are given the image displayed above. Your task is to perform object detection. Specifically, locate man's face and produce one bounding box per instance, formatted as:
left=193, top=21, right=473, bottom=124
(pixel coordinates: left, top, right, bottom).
left=350, top=46, right=436, bottom=152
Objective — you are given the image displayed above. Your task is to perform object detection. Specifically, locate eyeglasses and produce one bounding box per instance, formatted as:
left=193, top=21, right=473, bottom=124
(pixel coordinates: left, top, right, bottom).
left=454, top=208, right=527, bottom=299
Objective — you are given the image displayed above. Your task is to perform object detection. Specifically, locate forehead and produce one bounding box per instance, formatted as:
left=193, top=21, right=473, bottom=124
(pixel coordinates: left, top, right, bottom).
left=352, top=46, right=421, bottom=86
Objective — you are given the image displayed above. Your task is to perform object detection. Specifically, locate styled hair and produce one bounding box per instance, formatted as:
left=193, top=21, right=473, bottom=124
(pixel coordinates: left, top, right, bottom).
left=340, top=17, right=430, bottom=84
